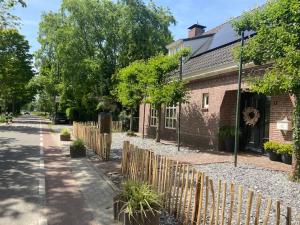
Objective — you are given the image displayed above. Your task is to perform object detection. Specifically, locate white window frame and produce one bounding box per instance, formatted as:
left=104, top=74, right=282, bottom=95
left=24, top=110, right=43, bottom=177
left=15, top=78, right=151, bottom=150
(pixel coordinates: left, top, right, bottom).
left=150, top=107, right=158, bottom=127
left=202, top=93, right=209, bottom=109
left=165, top=104, right=177, bottom=129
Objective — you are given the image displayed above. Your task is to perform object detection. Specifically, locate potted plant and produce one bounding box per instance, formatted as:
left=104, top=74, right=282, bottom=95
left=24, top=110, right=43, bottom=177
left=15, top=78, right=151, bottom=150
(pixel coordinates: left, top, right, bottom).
left=264, top=141, right=281, bottom=161
left=70, top=139, right=86, bottom=158
left=114, top=180, right=161, bottom=225
left=277, top=143, right=293, bottom=165
left=60, top=128, right=71, bottom=141
left=219, top=125, right=235, bottom=152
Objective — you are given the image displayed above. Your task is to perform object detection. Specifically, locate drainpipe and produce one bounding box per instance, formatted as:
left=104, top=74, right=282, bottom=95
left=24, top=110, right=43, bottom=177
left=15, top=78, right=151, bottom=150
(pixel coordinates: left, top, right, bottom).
left=234, top=31, right=245, bottom=167
left=177, top=56, right=183, bottom=151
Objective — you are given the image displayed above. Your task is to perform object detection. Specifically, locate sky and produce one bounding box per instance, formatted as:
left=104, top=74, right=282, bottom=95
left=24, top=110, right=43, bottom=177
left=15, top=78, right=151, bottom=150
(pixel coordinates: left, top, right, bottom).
left=13, top=0, right=266, bottom=54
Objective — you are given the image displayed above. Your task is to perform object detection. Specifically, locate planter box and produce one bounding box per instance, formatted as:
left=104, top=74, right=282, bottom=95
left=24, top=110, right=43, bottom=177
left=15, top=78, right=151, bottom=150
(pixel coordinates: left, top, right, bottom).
left=281, top=153, right=292, bottom=165
left=60, top=134, right=71, bottom=141
left=70, top=145, right=86, bottom=158
left=113, top=197, right=160, bottom=225
left=267, top=151, right=281, bottom=161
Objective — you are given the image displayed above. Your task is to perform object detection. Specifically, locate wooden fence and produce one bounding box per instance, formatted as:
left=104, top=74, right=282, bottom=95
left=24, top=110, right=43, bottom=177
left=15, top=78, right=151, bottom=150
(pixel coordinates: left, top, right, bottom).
left=112, top=121, right=123, bottom=132
left=73, top=122, right=112, bottom=161
left=121, top=141, right=300, bottom=225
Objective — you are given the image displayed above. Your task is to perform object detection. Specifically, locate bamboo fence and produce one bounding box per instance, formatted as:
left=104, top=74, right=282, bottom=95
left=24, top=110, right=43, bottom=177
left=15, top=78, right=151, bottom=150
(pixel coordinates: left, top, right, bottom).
left=73, top=122, right=112, bottom=161
left=121, top=141, right=300, bottom=225
left=112, top=121, right=123, bottom=132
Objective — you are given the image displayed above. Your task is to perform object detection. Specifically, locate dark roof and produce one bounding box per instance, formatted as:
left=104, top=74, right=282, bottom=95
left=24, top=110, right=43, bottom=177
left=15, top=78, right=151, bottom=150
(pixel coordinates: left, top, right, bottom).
left=182, top=21, right=255, bottom=77
left=183, top=42, right=236, bottom=75
left=188, top=24, right=206, bottom=30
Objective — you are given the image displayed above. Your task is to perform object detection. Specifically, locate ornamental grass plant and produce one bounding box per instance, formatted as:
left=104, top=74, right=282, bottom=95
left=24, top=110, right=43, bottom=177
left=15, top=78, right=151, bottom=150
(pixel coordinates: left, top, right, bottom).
left=118, top=180, right=161, bottom=221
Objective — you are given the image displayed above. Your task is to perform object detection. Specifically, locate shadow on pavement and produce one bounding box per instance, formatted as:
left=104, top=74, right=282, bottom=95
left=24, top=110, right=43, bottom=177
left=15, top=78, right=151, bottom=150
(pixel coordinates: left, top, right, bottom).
left=0, top=144, right=41, bottom=222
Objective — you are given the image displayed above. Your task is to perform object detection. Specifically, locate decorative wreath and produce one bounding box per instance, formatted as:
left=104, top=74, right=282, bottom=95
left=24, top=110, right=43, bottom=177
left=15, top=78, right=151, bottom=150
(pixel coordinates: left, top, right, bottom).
left=242, top=107, right=260, bottom=126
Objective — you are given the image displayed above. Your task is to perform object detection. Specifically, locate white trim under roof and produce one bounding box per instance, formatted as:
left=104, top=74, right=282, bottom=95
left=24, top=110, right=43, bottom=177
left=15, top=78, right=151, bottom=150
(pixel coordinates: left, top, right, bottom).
left=183, top=62, right=256, bottom=82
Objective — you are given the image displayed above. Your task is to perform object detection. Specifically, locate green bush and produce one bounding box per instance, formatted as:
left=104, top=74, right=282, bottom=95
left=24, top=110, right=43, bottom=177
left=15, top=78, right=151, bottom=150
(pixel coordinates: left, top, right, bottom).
left=119, top=180, right=161, bottom=219
left=61, top=128, right=70, bottom=136
left=66, top=107, right=78, bottom=121
left=264, top=141, right=293, bottom=155
left=219, top=125, right=235, bottom=140
left=71, top=139, right=84, bottom=149
left=0, top=115, right=6, bottom=123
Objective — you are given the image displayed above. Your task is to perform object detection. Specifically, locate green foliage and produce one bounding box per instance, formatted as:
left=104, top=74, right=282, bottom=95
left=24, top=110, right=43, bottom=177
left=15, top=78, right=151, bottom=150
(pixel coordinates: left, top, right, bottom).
left=126, top=130, right=137, bottom=136
left=219, top=125, right=235, bottom=140
left=145, top=49, right=191, bottom=108
left=0, top=0, right=26, bottom=28
left=232, top=0, right=300, bottom=179
left=71, top=139, right=84, bottom=149
left=0, top=29, right=35, bottom=113
left=264, top=141, right=293, bottom=155
left=0, top=114, right=6, bottom=123
left=96, top=96, right=116, bottom=113
left=232, top=0, right=300, bottom=95
left=60, top=128, right=70, bottom=136
left=119, top=180, right=161, bottom=219
left=35, top=0, right=175, bottom=120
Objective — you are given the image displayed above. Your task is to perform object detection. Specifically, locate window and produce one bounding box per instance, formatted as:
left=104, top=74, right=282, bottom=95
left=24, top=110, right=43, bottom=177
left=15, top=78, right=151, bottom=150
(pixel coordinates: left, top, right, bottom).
left=150, top=107, right=158, bottom=127
left=202, top=93, right=209, bottom=109
left=165, top=104, right=177, bottom=129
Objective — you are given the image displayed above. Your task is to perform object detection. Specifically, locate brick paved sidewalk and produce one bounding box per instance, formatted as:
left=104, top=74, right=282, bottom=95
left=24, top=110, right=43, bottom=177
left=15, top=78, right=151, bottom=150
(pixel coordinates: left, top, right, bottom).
left=43, top=129, right=117, bottom=225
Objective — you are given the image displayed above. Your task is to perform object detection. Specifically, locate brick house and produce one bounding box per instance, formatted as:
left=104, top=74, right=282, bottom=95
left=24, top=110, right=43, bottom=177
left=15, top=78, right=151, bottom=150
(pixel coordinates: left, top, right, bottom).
left=138, top=22, right=294, bottom=153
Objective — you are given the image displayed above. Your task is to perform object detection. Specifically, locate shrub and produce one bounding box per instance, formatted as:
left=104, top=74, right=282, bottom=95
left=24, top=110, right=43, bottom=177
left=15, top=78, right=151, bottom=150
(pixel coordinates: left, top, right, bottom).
left=71, top=139, right=84, bottom=149
left=126, top=130, right=136, bottom=136
left=219, top=125, right=235, bottom=140
left=0, top=115, right=6, bottom=123
left=61, top=128, right=70, bottom=136
left=264, top=141, right=293, bottom=155
left=119, top=180, right=161, bottom=219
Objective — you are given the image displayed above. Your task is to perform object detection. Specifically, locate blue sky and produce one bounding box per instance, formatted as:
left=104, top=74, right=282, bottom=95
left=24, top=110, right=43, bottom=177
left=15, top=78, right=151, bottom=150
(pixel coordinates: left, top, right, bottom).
left=13, top=0, right=266, bottom=53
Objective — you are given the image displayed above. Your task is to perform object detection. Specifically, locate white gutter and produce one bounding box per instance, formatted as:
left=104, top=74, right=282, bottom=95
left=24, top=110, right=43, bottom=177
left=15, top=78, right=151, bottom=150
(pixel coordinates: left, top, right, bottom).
left=183, top=62, right=256, bottom=82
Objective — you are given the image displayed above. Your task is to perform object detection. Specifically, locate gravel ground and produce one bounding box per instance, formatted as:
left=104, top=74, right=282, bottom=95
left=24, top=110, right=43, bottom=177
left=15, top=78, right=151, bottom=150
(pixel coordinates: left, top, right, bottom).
left=196, top=163, right=300, bottom=224
left=111, top=132, right=199, bottom=160
left=110, top=133, right=300, bottom=224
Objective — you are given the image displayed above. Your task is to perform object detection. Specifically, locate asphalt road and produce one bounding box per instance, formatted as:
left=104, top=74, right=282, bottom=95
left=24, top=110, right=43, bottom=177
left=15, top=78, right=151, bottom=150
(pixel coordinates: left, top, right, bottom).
left=0, top=115, right=46, bottom=225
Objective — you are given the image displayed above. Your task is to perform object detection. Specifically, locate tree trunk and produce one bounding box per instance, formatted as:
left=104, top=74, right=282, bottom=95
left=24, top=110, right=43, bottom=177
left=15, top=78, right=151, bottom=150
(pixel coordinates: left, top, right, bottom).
left=292, top=92, right=300, bottom=180
left=129, top=108, right=133, bottom=132
left=156, top=105, right=162, bottom=142
left=142, top=103, right=146, bottom=139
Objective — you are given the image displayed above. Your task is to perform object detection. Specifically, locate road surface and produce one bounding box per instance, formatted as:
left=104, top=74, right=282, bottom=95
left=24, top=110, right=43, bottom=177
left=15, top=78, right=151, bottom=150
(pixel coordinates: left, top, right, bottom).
left=0, top=115, right=111, bottom=225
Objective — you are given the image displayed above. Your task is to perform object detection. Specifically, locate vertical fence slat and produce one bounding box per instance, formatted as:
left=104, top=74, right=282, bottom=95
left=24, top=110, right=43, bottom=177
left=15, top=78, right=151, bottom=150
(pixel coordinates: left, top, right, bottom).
left=192, top=172, right=201, bottom=225
left=236, top=185, right=243, bottom=225
left=245, top=189, right=254, bottom=225
left=227, top=183, right=235, bottom=225
left=276, top=200, right=280, bottom=225
left=262, top=198, right=272, bottom=225
left=220, top=182, right=227, bottom=225
left=286, top=207, right=291, bottom=225
left=254, top=193, right=262, bottom=225
left=196, top=172, right=205, bottom=225
left=216, top=180, right=222, bottom=225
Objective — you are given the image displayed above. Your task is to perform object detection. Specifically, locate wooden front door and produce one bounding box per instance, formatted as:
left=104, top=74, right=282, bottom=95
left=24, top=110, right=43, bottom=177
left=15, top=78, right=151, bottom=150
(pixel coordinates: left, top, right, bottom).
left=240, top=93, right=270, bottom=153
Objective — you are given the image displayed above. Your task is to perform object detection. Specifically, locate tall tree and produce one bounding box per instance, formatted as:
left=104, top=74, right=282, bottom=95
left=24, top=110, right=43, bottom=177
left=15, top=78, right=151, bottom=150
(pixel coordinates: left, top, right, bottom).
left=0, top=0, right=26, bottom=28
left=145, top=50, right=190, bottom=142
left=232, top=0, right=300, bottom=180
left=114, top=60, right=148, bottom=131
left=36, top=0, right=175, bottom=120
left=0, top=29, right=34, bottom=112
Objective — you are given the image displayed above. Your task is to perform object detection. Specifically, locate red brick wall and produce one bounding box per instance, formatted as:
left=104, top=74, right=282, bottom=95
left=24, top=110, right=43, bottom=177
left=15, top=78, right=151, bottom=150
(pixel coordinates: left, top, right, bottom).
left=269, top=95, right=294, bottom=143
left=138, top=67, right=294, bottom=150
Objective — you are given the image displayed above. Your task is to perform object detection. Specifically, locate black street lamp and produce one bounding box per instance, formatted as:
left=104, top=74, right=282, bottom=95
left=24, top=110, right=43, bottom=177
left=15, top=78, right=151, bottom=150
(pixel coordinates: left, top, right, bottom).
left=234, top=31, right=245, bottom=167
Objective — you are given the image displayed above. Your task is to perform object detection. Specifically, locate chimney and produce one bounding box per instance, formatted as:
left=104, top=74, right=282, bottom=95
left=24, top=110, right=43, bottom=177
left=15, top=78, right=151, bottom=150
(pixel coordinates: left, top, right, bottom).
left=188, top=24, right=206, bottom=38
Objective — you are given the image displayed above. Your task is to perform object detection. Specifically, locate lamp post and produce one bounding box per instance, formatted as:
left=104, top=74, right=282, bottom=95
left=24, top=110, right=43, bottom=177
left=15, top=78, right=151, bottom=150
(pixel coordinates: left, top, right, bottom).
left=234, top=31, right=245, bottom=167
